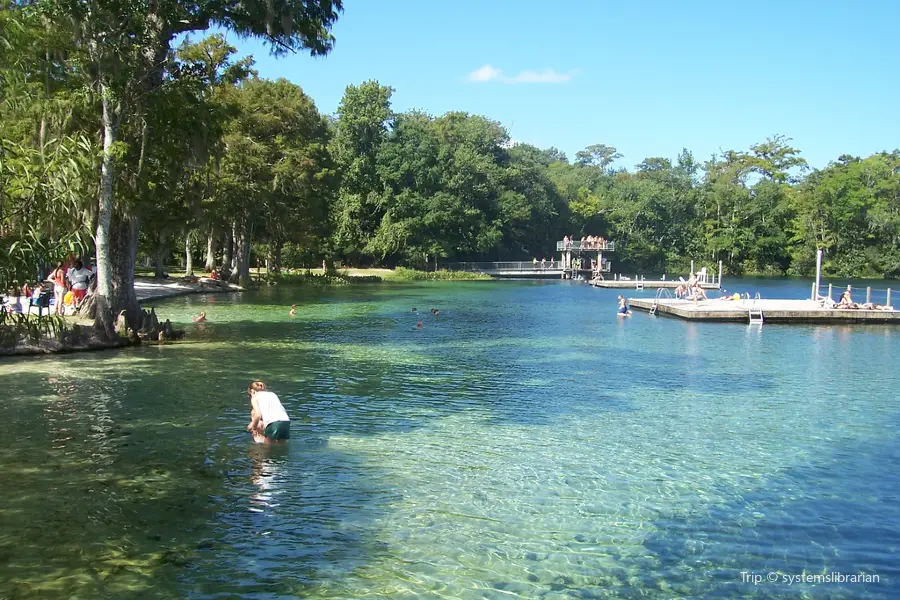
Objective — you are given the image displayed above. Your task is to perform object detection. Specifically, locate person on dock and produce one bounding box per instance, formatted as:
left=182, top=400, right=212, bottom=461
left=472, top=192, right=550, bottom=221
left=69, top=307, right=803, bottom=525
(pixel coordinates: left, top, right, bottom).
left=247, top=381, right=291, bottom=443
left=837, top=286, right=857, bottom=309
left=193, top=311, right=207, bottom=323
left=289, top=304, right=296, bottom=316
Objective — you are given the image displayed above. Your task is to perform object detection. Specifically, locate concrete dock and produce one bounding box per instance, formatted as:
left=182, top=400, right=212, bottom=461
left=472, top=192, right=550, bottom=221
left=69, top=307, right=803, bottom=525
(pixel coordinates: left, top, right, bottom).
left=629, top=297, right=900, bottom=324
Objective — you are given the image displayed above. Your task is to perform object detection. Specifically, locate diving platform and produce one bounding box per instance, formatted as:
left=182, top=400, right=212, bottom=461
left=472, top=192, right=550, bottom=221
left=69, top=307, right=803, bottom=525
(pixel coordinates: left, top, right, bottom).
left=629, top=297, right=900, bottom=324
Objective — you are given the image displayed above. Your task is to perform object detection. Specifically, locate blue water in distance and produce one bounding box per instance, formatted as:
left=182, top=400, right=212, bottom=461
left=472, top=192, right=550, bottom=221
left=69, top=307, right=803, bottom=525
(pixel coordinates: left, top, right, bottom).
left=0, top=277, right=897, bottom=598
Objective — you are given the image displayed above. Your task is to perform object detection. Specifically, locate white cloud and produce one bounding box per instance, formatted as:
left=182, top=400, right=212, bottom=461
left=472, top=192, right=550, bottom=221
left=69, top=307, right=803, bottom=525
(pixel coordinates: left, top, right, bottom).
left=467, top=64, right=504, bottom=82
left=466, top=64, right=575, bottom=84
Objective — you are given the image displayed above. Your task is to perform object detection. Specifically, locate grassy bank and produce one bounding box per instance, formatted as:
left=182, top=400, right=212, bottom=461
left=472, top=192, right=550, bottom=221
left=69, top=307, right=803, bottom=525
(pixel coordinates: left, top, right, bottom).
left=265, top=267, right=491, bottom=285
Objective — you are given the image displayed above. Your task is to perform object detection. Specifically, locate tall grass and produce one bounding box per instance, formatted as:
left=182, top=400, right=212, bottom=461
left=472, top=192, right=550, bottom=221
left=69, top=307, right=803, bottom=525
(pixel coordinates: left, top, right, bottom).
left=385, top=268, right=491, bottom=281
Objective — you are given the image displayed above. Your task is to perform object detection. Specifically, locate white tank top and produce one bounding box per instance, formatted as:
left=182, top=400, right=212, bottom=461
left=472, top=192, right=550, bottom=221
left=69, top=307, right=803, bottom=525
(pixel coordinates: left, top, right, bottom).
left=255, top=391, right=290, bottom=426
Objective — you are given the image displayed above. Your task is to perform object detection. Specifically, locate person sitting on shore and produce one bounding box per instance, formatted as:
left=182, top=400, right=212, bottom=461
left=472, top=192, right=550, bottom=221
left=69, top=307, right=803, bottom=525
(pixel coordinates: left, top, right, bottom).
left=289, top=304, right=296, bottom=316
left=208, top=269, right=220, bottom=280
left=247, top=381, right=291, bottom=443
left=193, top=311, right=207, bottom=323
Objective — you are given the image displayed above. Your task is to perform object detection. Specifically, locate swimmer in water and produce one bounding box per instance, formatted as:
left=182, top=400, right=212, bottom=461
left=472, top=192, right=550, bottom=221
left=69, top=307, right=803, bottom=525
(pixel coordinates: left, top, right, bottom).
left=412, top=307, right=417, bottom=313
left=617, top=295, right=632, bottom=316
left=193, top=311, right=207, bottom=323
left=289, top=304, right=296, bottom=316
left=431, top=308, right=439, bottom=315
left=247, top=381, right=291, bottom=443
left=416, top=320, right=423, bottom=329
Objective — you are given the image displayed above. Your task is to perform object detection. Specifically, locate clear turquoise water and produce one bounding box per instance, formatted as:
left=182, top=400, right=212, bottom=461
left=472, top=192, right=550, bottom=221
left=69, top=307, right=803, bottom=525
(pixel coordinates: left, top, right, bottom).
left=0, top=279, right=897, bottom=598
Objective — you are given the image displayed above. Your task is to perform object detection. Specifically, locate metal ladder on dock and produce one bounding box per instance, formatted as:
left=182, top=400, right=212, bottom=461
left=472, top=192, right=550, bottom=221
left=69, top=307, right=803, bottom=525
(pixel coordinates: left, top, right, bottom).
left=650, top=288, right=672, bottom=315
left=635, top=280, right=644, bottom=290
left=747, top=293, right=763, bottom=324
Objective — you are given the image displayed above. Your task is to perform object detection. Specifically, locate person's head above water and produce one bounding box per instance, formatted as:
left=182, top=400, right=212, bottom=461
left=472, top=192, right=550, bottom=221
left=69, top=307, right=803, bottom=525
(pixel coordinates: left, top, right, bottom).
left=412, top=308, right=417, bottom=312
left=431, top=308, right=439, bottom=315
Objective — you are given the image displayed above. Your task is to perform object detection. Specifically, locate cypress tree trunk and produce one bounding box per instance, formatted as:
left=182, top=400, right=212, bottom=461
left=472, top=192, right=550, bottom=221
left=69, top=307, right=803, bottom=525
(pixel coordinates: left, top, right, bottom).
left=185, top=232, right=194, bottom=276
left=205, top=228, right=216, bottom=271
left=154, top=231, right=168, bottom=278
left=273, top=239, right=282, bottom=273
left=222, top=226, right=233, bottom=278
left=92, top=81, right=118, bottom=338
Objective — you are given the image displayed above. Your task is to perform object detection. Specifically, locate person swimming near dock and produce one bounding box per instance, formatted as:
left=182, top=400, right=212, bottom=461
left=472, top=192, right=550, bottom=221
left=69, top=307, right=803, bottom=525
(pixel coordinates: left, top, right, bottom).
left=193, top=311, right=207, bottom=323
left=247, top=381, right=290, bottom=443
left=617, top=295, right=632, bottom=316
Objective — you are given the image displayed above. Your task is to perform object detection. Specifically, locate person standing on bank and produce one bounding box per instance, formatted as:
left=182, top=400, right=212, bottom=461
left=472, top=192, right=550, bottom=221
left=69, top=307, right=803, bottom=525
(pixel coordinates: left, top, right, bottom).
left=247, top=381, right=291, bottom=443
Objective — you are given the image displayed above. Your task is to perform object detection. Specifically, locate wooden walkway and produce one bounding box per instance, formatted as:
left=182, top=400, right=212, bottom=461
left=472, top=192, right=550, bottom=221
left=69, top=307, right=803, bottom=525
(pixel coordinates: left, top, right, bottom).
left=629, top=298, right=900, bottom=324
left=591, top=280, right=720, bottom=290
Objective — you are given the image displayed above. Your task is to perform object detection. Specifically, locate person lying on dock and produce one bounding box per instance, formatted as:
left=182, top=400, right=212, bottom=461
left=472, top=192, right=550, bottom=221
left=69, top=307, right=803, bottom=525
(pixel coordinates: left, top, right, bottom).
left=193, top=311, right=207, bottom=323
left=858, top=302, right=895, bottom=311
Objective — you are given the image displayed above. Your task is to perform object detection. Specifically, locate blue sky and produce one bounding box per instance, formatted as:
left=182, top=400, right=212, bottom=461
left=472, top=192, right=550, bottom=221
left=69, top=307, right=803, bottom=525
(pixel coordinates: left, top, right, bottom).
left=220, top=0, right=900, bottom=170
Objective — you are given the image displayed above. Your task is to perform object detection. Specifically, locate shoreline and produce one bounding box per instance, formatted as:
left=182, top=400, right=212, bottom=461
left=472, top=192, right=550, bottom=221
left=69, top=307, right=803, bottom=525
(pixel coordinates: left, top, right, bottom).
left=1, top=277, right=243, bottom=358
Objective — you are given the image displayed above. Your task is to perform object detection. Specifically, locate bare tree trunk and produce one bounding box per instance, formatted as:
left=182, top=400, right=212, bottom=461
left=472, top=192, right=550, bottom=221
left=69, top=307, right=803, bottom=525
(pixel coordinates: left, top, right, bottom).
left=93, top=81, right=117, bottom=338
left=204, top=227, right=216, bottom=271
left=230, top=221, right=239, bottom=275
left=228, top=222, right=252, bottom=287
left=273, top=239, right=282, bottom=273
left=222, top=225, right=233, bottom=278
left=185, top=231, right=194, bottom=276
left=154, top=231, right=168, bottom=278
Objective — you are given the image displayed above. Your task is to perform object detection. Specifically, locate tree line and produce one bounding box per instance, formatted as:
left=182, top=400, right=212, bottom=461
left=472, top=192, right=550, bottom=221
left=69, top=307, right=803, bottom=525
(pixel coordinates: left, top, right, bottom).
left=2, top=0, right=899, bottom=338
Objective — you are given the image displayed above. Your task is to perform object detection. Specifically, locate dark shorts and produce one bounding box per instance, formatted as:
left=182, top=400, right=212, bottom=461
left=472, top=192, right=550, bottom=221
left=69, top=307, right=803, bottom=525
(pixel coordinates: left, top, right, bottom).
left=264, top=421, right=290, bottom=440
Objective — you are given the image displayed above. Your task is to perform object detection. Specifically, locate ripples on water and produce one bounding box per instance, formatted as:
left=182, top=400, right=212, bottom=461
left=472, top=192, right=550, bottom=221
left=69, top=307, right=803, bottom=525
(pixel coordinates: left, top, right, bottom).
left=0, top=279, right=898, bottom=598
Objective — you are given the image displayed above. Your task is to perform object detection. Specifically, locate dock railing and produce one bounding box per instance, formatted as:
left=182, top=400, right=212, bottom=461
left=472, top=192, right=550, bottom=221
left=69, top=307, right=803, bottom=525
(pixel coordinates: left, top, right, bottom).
left=814, top=282, right=894, bottom=307
left=444, top=261, right=564, bottom=272
left=556, top=240, right=616, bottom=252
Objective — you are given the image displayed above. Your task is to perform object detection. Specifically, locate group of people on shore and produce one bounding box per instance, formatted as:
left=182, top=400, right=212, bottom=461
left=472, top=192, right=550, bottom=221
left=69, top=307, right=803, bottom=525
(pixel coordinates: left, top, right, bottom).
left=3, top=256, right=95, bottom=316
left=562, top=235, right=608, bottom=249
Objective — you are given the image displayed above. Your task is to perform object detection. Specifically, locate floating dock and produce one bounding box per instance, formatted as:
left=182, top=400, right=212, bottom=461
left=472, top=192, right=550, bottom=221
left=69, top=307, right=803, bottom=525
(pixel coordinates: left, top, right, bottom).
left=629, top=298, right=900, bottom=324
left=591, top=280, right=720, bottom=290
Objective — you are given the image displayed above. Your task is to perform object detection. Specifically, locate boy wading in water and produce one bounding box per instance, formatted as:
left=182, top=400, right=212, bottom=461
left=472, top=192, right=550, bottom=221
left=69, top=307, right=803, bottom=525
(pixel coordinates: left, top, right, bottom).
left=247, top=381, right=291, bottom=443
